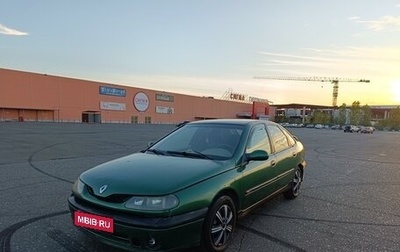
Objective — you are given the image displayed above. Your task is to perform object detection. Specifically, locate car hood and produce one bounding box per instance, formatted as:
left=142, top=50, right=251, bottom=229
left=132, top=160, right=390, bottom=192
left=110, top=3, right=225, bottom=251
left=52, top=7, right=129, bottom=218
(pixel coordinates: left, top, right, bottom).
left=80, top=153, right=233, bottom=196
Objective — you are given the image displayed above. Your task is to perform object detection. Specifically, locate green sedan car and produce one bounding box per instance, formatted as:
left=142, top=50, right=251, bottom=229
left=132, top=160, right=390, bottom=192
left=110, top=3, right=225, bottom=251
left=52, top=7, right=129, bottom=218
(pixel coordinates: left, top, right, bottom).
left=68, top=119, right=306, bottom=251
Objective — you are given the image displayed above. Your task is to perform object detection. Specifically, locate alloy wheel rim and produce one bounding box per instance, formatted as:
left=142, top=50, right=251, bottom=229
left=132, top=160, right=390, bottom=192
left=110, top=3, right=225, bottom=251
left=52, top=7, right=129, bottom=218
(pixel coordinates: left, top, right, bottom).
left=211, top=204, right=234, bottom=247
left=293, top=170, right=302, bottom=195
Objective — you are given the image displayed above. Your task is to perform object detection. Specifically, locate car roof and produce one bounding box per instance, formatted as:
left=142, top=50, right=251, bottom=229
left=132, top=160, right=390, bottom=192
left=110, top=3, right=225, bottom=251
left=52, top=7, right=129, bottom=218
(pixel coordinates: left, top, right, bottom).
left=187, top=119, right=277, bottom=126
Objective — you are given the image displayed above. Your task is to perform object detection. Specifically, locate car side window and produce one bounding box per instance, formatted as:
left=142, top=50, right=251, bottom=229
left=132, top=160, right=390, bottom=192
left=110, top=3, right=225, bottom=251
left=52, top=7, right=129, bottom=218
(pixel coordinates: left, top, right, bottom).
left=280, top=127, right=296, bottom=147
left=246, top=124, right=271, bottom=153
left=267, top=125, right=290, bottom=153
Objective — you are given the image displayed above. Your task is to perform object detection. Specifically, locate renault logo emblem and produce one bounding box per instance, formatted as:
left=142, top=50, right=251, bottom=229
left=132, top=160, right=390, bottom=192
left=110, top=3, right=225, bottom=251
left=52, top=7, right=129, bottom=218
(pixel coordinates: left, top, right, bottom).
left=99, top=185, right=108, bottom=194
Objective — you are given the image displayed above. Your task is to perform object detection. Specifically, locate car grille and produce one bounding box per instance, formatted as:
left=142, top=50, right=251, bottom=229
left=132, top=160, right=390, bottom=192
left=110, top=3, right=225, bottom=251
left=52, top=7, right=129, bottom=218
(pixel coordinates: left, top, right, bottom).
left=87, top=186, right=131, bottom=203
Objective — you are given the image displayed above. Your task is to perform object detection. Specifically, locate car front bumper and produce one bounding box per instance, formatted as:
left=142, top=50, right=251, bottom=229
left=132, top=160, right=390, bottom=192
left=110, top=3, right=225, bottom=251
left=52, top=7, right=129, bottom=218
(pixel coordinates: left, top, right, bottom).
left=68, top=195, right=207, bottom=251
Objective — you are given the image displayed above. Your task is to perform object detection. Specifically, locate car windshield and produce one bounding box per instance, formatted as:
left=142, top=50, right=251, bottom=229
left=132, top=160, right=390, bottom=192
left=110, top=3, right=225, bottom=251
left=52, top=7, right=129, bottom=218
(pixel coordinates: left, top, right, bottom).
left=147, top=124, right=244, bottom=160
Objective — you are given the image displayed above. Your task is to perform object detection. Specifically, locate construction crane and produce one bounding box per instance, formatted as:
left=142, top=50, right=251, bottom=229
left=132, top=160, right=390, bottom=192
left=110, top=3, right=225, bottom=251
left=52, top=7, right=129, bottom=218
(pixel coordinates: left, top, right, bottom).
left=254, top=76, right=370, bottom=107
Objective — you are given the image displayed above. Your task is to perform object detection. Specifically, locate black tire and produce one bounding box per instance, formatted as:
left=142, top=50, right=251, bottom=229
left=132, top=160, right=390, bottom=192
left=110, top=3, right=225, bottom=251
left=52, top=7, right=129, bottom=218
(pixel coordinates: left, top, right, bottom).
left=201, top=196, right=236, bottom=252
left=283, top=167, right=302, bottom=199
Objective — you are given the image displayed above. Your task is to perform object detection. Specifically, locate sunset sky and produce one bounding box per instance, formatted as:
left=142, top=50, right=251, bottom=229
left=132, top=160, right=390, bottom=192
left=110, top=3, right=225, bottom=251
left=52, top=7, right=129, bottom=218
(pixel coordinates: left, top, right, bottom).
left=1, top=1, right=400, bottom=106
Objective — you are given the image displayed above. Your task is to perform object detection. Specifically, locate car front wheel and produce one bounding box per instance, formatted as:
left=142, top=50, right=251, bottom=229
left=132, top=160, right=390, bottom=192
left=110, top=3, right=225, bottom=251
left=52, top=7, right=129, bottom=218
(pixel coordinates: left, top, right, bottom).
left=201, top=195, right=236, bottom=252
left=283, top=167, right=302, bottom=199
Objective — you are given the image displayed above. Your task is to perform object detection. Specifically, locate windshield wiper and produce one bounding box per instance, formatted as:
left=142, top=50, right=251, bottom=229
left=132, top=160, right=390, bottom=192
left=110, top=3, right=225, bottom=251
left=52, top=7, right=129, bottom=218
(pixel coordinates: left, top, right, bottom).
left=146, top=148, right=166, bottom=155
left=166, top=150, right=212, bottom=160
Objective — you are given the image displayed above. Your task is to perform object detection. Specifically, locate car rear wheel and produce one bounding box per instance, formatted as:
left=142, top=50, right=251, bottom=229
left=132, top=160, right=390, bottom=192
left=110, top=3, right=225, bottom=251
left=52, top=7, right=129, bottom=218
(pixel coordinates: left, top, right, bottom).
left=201, top=195, right=236, bottom=252
left=283, top=167, right=302, bottom=199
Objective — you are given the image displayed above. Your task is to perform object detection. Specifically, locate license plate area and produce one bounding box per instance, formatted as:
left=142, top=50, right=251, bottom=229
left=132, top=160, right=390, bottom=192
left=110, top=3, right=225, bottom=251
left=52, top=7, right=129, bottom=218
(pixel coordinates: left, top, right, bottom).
left=74, top=211, right=114, bottom=233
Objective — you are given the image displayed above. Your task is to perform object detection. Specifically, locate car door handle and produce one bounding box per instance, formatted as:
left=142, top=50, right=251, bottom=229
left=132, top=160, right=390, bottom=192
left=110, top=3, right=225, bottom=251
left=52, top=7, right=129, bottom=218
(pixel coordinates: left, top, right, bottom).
left=271, top=160, right=277, bottom=167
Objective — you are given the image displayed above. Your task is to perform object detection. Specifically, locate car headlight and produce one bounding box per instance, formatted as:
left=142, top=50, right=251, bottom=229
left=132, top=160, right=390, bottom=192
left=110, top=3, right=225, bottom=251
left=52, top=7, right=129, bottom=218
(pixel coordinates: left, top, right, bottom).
left=125, top=195, right=179, bottom=210
left=73, top=179, right=85, bottom=194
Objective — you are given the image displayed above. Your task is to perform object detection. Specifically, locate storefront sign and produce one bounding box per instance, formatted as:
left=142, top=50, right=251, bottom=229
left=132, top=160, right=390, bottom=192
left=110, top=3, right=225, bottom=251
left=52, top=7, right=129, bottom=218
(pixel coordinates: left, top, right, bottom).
left=100, top=101, right=126, bottom=111
left=156, top=93, right=174, bottom=102
left=133, top=92, right=149, bottom=112
left=156, top=106, right=174, bottom=114
left=99, top=86, right=126, bottom=97
left=230, top=93, right=246, bottom=101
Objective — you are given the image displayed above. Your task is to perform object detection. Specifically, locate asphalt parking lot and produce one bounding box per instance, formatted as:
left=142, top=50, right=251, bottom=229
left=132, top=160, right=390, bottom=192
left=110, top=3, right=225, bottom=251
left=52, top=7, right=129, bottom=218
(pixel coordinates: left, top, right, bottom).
left=1, top=122, right=400, bottom=252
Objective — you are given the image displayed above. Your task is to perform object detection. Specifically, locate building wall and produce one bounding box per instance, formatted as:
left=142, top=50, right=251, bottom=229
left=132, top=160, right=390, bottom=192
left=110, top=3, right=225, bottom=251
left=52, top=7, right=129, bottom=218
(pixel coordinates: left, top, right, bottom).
left=1, top=68, right=263, bottom=123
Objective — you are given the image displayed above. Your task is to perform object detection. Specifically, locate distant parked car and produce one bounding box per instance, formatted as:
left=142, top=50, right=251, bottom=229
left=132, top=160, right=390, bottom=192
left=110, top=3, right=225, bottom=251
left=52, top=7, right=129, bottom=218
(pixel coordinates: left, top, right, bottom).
left=360, top=126, right=374, bottom=134
left=352, top=126, right=361, bottom=133
left=314, top=124, right=324, bottom=129
left=344, top=125, right=361, bottom=133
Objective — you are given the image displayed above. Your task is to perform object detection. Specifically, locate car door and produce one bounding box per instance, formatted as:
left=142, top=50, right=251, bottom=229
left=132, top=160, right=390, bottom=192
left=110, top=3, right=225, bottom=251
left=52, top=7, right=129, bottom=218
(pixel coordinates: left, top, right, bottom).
left=240, top=123, right=277, bottom=210
left=266, top=125, right=298, bottom=191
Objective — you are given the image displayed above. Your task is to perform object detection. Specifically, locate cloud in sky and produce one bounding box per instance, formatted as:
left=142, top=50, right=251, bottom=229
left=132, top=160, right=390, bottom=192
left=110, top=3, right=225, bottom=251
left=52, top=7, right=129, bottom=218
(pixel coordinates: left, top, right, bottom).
left=257, top=46, right=400, bottom=79
left=352, top=15, right=400, bottom=32
left=0, top=23, right=28, bottom=36
left=348, top=16, right=360, bottom=21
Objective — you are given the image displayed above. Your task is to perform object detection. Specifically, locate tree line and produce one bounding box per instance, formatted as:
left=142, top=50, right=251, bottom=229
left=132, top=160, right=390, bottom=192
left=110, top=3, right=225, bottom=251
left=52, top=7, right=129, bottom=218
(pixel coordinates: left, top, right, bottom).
left=311, top=101, right=400, bottom=130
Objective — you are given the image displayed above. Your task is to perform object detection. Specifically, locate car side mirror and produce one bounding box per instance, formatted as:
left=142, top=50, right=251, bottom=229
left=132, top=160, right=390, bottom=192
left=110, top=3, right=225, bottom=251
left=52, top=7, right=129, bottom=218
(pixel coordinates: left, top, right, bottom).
left=246, top=150, right=269, bottom=161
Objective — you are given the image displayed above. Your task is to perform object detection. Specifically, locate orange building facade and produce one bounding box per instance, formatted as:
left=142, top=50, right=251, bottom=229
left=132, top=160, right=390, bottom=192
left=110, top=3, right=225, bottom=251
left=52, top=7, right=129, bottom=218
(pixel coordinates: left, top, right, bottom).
left=1, top=68, right=271, bottom=124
